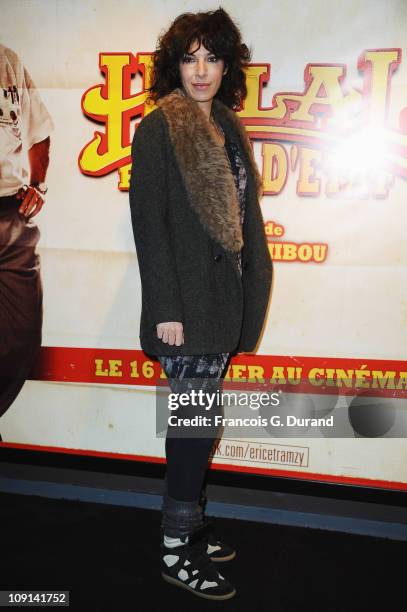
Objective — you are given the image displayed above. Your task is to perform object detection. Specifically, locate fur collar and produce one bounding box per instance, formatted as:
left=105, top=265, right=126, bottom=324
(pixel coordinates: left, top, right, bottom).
left=157, top=87, right=263, bottom=253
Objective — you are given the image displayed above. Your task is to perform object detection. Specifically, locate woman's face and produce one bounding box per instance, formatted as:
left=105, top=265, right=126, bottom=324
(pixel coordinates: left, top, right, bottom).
left=178, top=39, right=226, bottom=109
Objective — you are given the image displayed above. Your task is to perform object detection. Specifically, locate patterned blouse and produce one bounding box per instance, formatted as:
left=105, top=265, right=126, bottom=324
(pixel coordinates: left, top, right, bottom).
left=223, top=132, right=247, bottom=275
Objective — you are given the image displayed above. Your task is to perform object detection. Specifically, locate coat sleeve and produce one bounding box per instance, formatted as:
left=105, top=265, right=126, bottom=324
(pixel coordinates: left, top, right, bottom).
left=129, top=112, right=184, bottom=326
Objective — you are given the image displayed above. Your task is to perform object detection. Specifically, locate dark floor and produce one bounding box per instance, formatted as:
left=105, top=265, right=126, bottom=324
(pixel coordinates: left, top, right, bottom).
left=0, top=491, right=403, bottom=611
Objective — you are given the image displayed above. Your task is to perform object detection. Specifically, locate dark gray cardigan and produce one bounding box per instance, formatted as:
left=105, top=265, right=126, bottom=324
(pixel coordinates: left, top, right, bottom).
left=129, top=88, right=272, bottom=356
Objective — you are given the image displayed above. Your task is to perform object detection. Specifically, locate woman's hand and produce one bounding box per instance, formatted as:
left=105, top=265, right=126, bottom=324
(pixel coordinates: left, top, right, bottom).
left=156, top=322, right=184, bottom=346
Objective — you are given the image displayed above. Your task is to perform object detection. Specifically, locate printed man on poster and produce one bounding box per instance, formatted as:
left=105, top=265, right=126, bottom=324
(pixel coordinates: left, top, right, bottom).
left=0, top=44, right=54, bottom=440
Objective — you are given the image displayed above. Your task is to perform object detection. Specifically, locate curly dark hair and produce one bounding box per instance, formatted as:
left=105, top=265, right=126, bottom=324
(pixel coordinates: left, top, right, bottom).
left=146, top=7, right=251, bottom=110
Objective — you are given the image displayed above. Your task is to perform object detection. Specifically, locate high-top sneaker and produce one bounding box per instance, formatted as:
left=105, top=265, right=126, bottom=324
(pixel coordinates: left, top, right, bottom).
left=161, top=521, right=236, bottom=600
left=161, top=485, right=236, bottom=563
left=199, top=489, right=236, bottom=562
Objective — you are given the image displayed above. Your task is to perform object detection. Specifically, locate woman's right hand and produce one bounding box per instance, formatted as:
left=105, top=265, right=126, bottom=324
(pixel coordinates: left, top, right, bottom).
left=156, top=322, right=184, bottom=346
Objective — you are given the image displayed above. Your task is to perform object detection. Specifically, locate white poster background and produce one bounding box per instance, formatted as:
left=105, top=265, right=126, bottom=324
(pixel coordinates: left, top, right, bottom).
left=1, top=0, right=406, bottom=488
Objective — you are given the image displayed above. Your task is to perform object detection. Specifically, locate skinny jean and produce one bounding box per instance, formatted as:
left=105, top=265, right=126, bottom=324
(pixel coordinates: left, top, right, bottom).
left=157, top=353, right=230, bottom=502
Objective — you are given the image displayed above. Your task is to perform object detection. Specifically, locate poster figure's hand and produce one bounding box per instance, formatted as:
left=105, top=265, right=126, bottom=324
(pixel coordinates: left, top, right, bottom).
left=157, top=322, right=184, bottom=346
left=16, top=185, right=45, bottom=218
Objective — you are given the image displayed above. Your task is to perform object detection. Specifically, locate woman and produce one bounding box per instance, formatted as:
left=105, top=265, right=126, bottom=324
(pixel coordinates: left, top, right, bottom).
left=129, top=8, right=272, bottom=601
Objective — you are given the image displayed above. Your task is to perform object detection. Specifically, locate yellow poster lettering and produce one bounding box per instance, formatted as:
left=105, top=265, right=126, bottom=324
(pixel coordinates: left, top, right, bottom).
left=130, top=360, right=139, bottom=378
left=324, top=369, right=338, bottom=386
left=396, top=372, right=407, bottom=390
left=371, top=370, right=396, bottom=389
left=118, top=163, right=131, bottom=190
left=270, top=367, right=287, bottom=384
left=228, top=364, right=247, bottom=382
left=286, top=366, right=302, bottom=385
left=247, top=365, right=265, bottom=383
left=142, top=360, right=155, bottom=378
left=263, top=143, right=287, bottom=194
left=289, top=65, right=350, bottom=122
left=333, top=369, right=353, bottom=387
left=360, top=50, right=400, bottom=123
left=73, top=41, right=407, bottom=273
left=79, top=48, right=407, bottom=194
left=95, top=359, right=109, bottom=376
left=80, top=53, right=145, bottom=175
left=354, top=369, right=371, bottom=389
left=297, top=147, right=321, bottom=196
left=308, top=367, right=325, bottom=386
left=109, top=360, right=123, bottom=377
left=312, top=244, right=328, bottom=263
left=264, top=221, right=285, bottom=237
left=280, top=243, right=297, bottom=261
left=240, top=65, right=272, bottom=119
left=268, top=242, right=327, bottom=263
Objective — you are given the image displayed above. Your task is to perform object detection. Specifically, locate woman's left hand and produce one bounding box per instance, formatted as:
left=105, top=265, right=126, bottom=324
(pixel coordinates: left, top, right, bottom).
left=156, top=321, right=184, bottom=346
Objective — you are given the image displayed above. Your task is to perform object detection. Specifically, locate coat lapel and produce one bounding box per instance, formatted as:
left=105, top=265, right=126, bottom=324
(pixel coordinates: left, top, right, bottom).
left=157, top=87, right=262, bottom=253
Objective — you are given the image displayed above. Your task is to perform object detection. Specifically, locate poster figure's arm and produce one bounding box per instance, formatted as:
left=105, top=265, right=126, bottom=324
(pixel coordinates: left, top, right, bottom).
left=18, top=61, right=54, bottom=217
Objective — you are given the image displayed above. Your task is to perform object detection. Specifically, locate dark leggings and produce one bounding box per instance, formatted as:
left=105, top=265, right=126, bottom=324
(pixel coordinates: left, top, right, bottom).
left=157, top=353, right=230, bottom=502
